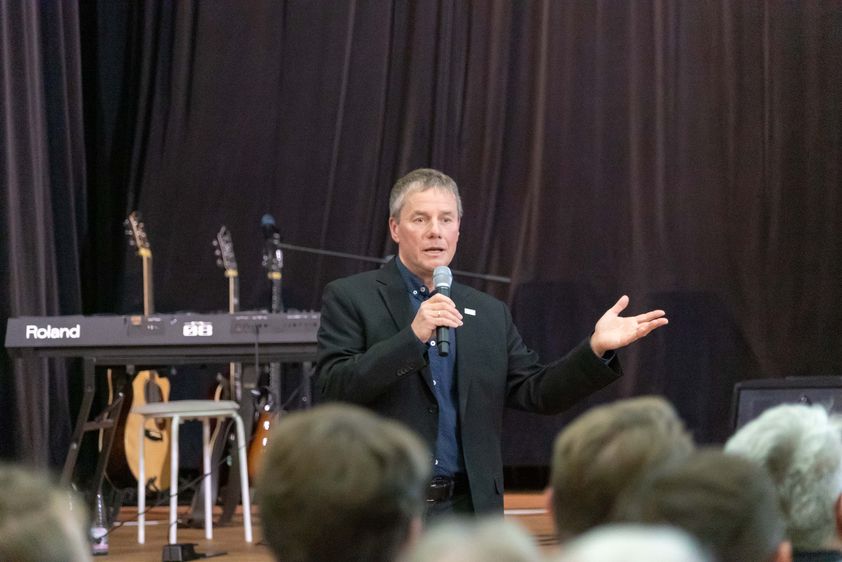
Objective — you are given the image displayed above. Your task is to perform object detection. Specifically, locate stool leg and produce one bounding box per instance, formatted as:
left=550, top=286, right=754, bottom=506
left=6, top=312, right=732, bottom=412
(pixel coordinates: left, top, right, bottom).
left=233, top=413, right=253, bottom=542
left=169, top=416, right=180, bottom=545
left=138, top=416, right=146, bottom=544
left=203, top=418, right=212, bottom=539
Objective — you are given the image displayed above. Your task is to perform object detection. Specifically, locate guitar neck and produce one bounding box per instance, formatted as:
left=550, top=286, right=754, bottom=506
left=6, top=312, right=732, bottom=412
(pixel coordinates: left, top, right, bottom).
left=268, top=275, right=282, bottom=406
left=227, top=272, right=241, bottom=400
left=270, top=275, right=282, bottom=313
left=141, top=251, right=154, bottom=315
left=227, top=273, right=240, bottom=314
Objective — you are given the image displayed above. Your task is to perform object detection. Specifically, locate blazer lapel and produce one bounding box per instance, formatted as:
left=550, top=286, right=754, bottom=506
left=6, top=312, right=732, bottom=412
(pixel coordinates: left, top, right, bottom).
left=376, top=259, right=415, bottom=331
left=376, top=260, right=435, bottom=395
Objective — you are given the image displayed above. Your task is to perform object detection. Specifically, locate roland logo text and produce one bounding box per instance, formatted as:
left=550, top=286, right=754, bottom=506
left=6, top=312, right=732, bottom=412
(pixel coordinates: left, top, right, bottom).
left=25, top=324, right=81, bottom=339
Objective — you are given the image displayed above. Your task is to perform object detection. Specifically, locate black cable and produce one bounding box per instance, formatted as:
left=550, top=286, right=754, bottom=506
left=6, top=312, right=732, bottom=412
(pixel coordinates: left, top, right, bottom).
left=102, top=440, right=249, bottom=537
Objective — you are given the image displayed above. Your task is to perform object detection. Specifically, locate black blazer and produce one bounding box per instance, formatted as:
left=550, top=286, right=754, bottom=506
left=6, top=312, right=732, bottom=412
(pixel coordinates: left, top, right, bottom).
left=315, top=259, right=622, bottom=512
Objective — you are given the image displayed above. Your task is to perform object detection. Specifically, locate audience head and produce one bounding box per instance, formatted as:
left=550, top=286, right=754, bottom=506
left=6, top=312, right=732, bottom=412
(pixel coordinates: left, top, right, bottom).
left=0, top=463, right=91, bottom=562
left=725, top=403, right=842, bottom=551
left=403, top=516, right=542, bottom=562
left=257, top=403, right=431, bottom=562
left=557, top=524, right=712, bottom=562
left=549, top=396, right=694, bottom=539
left=613, top=448, right=789, bottom=562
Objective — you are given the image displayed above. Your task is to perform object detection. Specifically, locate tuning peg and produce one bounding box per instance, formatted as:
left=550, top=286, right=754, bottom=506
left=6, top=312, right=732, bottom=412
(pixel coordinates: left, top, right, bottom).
left=128, top=240, right=136, bottom=247
left=216, top=259, right=223, bottom=267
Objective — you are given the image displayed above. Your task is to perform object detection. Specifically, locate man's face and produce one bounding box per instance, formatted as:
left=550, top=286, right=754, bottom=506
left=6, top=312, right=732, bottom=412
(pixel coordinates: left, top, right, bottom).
left=389, top=187, right=460, bottom=286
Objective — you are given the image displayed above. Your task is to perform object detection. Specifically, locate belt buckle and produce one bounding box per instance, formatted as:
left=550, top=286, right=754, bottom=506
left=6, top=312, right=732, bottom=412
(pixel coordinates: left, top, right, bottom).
left=426, top=476, right=455, bottom=503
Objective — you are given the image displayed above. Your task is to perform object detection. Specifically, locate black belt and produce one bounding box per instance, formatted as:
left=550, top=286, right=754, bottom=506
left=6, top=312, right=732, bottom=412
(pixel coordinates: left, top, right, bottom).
left=426, top=474, right=469, bottom=503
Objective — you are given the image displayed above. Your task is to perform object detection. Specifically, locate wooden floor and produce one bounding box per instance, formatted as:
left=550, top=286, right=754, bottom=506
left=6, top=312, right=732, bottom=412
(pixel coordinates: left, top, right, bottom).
left=101, top=493, right=557, bottom=561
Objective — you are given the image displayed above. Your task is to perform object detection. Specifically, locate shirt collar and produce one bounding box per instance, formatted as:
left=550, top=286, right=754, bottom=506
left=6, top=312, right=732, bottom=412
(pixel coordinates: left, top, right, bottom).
left=395, top=257, right=431, bottom=298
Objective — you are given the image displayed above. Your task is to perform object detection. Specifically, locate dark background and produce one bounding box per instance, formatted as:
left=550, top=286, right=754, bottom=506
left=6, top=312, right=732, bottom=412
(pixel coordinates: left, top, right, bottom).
left=2, top=1, right=841, bottom=473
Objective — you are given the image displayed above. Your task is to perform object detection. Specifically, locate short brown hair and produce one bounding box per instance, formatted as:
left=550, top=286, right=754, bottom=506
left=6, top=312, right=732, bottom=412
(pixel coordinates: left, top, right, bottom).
left=257, top=404, right=431, bottom=562
left=550, top=396, right=694, bottom=539
left=613, top=449, right=786, bottom=562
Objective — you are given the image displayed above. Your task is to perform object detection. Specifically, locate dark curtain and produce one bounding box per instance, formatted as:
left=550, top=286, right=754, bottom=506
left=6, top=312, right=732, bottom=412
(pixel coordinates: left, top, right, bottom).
left=0, top=1, right=87, bottom=463
left=3, top=0, right=841, bottom=467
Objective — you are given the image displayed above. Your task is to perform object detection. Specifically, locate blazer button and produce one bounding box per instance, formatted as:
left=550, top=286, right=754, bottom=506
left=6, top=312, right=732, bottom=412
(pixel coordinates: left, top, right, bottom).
left=427, top=406, right=438, bottom=414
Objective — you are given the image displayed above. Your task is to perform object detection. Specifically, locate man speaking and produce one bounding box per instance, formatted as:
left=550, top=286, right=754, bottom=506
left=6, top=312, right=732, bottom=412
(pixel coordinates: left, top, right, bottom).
left=316, top=168, right=667, bottom=515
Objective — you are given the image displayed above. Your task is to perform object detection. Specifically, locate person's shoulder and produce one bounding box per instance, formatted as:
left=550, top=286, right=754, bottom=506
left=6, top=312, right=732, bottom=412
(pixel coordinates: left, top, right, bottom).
left=454, top=282, right=507, bottom=309
left=324, top=268, right=382, bottom=292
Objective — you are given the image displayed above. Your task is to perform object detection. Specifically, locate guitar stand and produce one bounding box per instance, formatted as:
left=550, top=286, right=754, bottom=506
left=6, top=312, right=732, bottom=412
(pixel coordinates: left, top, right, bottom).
left=62, top=359, right=125, bottom=504
left=186, top=363, right=259, bottom=527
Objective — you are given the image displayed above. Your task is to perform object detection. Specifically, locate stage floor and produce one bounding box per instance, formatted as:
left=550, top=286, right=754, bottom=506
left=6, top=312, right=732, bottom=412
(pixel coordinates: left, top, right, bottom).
left=100, top=493, right=558, bottom=561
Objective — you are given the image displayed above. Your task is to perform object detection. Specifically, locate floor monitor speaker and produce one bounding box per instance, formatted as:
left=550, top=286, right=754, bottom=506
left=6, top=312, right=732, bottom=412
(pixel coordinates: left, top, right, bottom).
left=732, top=376, right=842, bottom=430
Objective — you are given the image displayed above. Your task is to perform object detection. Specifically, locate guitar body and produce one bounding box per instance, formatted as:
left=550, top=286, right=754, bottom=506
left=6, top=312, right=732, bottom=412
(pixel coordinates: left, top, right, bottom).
left=99, top=368, right=136, bottom=489
left=124, top=370, right=171, bottom=492
left=247, top=408, right=277, bottom=482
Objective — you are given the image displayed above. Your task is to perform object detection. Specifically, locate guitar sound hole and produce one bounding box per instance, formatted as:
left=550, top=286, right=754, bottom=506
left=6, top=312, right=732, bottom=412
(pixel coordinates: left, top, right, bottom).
left=144, top=379, right=167, bottom=430
left=144, top=429, right=165, bottom=442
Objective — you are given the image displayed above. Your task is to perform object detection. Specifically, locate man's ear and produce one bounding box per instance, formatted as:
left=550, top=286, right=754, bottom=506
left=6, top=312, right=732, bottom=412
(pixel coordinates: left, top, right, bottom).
left=389, top=217, right=400, bottom=244
left=835, top=493, right=842, bottom=538
left=544, top=486, right=554, bottom=514
left=406, top=515, right=423, bottom=549
left=772, top=540, right=792, bottom=562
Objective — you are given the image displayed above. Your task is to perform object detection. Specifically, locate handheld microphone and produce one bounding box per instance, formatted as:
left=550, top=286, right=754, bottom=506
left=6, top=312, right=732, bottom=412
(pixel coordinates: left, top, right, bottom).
left=432, top=266, right=453, bottom=357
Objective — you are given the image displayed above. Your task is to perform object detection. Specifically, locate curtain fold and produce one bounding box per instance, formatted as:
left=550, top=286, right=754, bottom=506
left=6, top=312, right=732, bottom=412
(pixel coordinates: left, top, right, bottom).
left=1, top=1, right=86, bottom=464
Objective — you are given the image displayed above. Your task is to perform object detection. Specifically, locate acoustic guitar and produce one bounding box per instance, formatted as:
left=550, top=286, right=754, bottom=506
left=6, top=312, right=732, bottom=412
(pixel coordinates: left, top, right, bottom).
left=121, top=211, right=172, bottom=493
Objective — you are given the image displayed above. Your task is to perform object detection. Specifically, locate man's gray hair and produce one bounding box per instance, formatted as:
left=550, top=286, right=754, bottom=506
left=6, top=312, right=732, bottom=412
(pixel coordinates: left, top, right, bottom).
left=0, top=463, right=91, bottom=562
left=558, top=524, right=713, bottom=562
left=725, top=403, right=842, bottom=549
left=403, top=517, right=541, bottom=562
left=389, top=168, right=463, bottom=220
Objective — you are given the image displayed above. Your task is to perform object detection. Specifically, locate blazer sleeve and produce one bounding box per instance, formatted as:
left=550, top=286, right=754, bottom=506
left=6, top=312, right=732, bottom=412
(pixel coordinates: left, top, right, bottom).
left=501, top=301, right=622, bottom=414
left=315, top=279, right=428, bottom=405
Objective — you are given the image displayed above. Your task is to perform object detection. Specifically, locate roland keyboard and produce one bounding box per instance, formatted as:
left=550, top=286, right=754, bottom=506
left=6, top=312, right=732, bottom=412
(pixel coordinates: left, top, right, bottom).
left=5, top=311, right=320, bottom=358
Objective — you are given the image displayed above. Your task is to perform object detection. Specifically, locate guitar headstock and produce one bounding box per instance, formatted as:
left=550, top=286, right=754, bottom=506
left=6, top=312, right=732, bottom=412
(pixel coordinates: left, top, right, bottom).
left=124, top=211, right=152, bottom=258
left=213, top=225, right=238, bottom=277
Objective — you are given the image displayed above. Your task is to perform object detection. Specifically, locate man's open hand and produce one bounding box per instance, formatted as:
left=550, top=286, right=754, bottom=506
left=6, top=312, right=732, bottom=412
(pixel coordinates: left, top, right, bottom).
left=589, top=295, right=668, bottom=357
